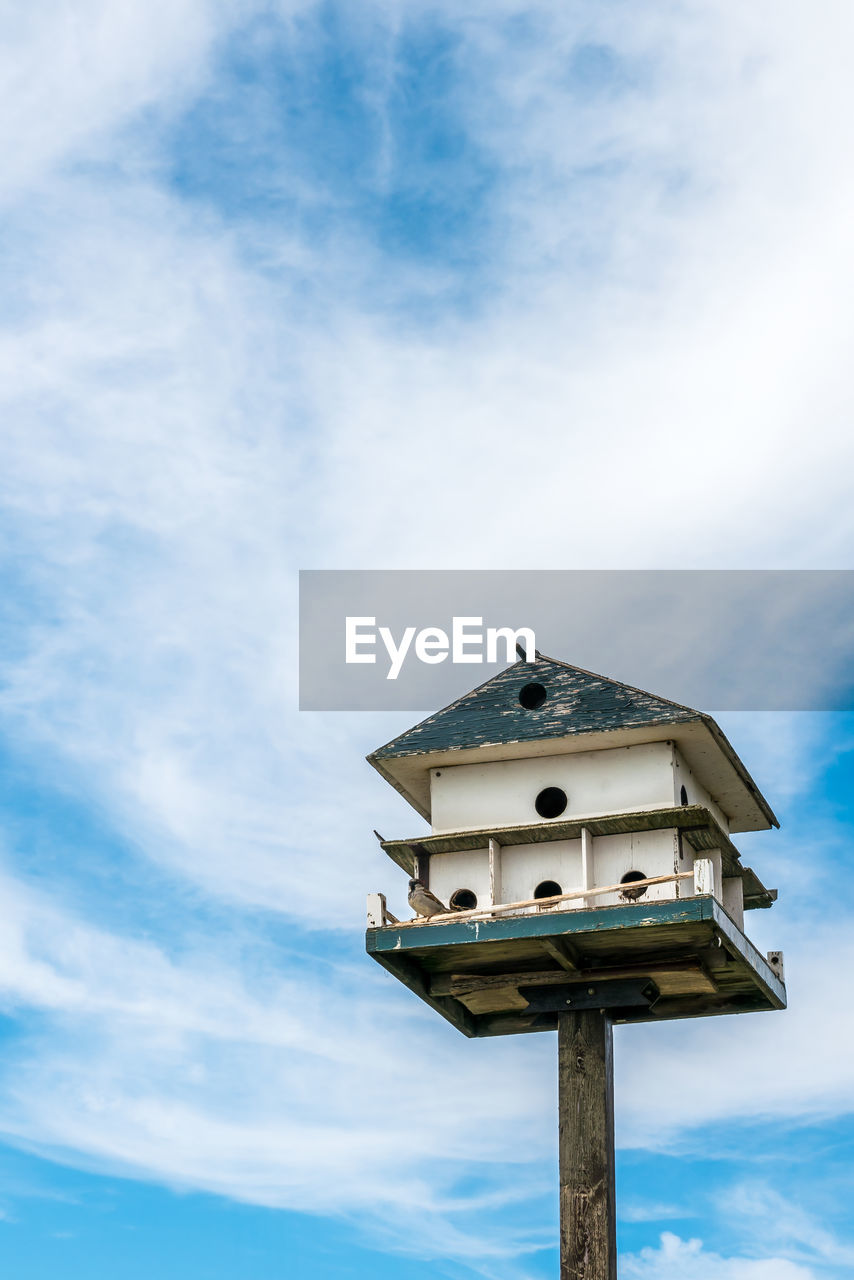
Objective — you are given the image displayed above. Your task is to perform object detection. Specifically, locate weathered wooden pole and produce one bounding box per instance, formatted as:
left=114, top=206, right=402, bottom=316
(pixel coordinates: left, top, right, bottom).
left=558, top=1010, right=617, bottom=1280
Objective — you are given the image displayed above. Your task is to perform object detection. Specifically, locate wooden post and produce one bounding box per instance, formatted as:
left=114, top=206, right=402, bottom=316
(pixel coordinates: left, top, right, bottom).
left=414, top=850, right=430, bottom=887
left=580, top=827, right=594, bottom=898
left=558, top=1010, right=617, bottom=1280
left=488, top=837, right=501, bottom=906
left=693, top=856, right=715, bottom=898
left=366, top=893, right=387, bottom=928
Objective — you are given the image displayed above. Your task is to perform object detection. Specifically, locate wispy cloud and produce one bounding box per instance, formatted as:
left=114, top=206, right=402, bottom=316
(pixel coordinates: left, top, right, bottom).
left=615, top=925, right=854, bottom=1149
left=0, top=863, right=556, bottom=1265
left=717, top=1184, right=854, bottom=1272
left=620, top=1201, right=696, bottom=1225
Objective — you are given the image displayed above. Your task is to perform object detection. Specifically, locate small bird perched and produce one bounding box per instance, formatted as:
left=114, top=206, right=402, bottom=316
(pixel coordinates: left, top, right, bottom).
left=408, top=879, right=450, bottom=918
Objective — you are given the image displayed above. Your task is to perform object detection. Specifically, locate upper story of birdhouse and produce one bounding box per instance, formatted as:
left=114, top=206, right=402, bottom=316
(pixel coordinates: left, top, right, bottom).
left=368, top=656, right=777, bottom=838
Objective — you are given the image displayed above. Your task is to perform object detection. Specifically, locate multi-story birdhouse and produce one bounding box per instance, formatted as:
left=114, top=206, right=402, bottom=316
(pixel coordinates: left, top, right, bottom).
left=365, top=654, right=786, bottom=1035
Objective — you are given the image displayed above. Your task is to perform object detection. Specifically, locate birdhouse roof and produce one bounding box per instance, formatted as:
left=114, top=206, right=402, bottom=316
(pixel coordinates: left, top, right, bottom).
left=368, top=654, right=778, bottom=832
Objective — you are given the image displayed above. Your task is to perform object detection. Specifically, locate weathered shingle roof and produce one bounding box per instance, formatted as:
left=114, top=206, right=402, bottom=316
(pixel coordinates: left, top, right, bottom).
left=370, top=654, right=698, bottom=760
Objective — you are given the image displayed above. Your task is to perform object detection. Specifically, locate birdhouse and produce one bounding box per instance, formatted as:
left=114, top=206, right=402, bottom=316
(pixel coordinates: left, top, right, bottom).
left=365, top=655, right=786, bottom=1035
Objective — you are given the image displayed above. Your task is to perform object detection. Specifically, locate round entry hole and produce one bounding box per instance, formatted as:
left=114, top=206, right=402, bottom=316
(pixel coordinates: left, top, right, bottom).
left=535, top=786, right=567, bottom=819
left=450, top=888, right=478, bottom=911
left=620, top=870, right=648, bottom=901
left=519, top=682, right=547, bottom=710
left=534, top=880, right=563, bottom=901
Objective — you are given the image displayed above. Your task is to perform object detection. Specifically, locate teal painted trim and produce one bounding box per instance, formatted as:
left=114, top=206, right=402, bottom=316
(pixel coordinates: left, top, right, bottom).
left=708, top=898, right=787, bottom=1009
left=367, top=896, right=715, bottom=955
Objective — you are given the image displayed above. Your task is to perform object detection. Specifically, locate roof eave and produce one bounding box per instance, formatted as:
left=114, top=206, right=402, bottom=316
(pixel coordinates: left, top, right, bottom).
left=700, top=714, right=779, bottom=829
left=367, top=751, right=431, bottom=822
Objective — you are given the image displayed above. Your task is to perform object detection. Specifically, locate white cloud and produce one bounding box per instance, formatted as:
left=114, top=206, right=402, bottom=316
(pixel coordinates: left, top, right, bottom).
left=0, top=0, right=226, bottom=200
left=621, top=1201, right=695, bottom=1224
left=615, top=925, right=854, bottom=1148
left=622, top=1232, right=816, bottom=1280
left=714, top=714, right=850, bottom=809
left=718, top=1185, right=854, bottom=1272
left=0, top=864, right=556, bottom=1266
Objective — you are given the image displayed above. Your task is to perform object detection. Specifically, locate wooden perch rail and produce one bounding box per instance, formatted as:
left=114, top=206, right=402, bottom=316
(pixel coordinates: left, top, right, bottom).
left=367, top=865, right=712, bottom=928
left=409, top=870, right=697, bottom=924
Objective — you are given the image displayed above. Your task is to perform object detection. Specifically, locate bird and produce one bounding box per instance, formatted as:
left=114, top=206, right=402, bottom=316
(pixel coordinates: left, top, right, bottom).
left=408, top=879, right=450, bottom=918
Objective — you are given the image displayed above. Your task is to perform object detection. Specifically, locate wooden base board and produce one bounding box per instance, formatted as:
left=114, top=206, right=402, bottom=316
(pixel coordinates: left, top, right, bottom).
left=366, top=895, right=786, bottom=1037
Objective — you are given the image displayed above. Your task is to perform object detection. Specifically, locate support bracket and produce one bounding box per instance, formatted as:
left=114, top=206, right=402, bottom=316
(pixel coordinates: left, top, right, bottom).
left=519, top=977, right=659, bottom=1014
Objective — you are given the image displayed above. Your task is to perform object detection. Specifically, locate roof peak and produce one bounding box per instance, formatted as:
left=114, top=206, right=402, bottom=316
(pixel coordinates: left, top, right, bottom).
left=530, top=652, right=699, bottom=717
left=370, top=654, right=701, bottom=764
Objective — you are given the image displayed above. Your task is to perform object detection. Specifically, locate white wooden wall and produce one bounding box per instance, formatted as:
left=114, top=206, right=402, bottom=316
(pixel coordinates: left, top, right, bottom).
left=426, top=827, right=713, bottom=913
left=430, top=741, right=678, bottom=834
left=672, top=747, right=730, bottom=833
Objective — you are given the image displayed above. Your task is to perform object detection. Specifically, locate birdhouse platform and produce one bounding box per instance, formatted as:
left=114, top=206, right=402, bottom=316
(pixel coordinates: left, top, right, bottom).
left=366, top=890, right=785, bottom=1038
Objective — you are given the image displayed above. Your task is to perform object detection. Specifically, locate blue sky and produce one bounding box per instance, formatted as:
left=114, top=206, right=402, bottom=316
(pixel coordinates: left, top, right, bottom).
left=1, top=2, right=854, bottom=1277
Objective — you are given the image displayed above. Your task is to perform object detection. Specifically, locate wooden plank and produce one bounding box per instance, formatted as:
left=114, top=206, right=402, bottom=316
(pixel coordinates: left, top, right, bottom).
left=414, top=850, right=430, bottom=887
left=432, top=970, right=571, bottom=996
left=488, top=837, right=501, bottom=906
left=367, top=893, right=399, bottom=926
left=694, top=857, right=715, bottom=898
left=742, top=865, right=777, bottom=908
left=458, top=986, right=531, bottom=1014
left=645, top=992, right=773, bottom=1020
left=479, top=986, right=777, bottom=1033
left=475, top=1013, right=544, bottom=1037
left=708, top=899, right=787, bottom=1008
left=384, top=804, right=739, bottom=858
left=541, top=937, right=581, bottom=972
left=366, top=893, right=386, bottom=928
left=368, top=896, right=717, bottom=956
left=375, top=926, right=721, bottom=986
left=432, top=960, right=717, bottom=1001
left=581, top=826, right=594, bottom=896
left=559, top=1010, right=616, bottom=1280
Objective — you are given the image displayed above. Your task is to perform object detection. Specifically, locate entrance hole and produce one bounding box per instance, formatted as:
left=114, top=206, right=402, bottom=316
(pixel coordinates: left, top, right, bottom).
left=450, top=888, right=478, bottom=911
left=535, top=786, right=568, bottom=819
left=620, top=870, right=648, bottom=901
left=519, top=682, right=547, bottom=710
